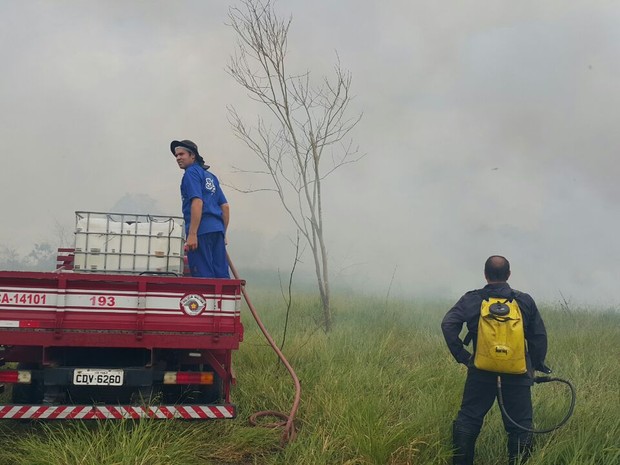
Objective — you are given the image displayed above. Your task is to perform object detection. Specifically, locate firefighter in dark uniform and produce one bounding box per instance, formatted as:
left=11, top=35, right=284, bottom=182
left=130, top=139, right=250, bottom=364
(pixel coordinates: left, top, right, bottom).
left=441, top=255, right=550, bottom=465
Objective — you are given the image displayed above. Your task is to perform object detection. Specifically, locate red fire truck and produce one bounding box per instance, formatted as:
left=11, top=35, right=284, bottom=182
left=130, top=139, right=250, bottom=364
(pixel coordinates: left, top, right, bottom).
left=0, top=212, right=244, bottom=420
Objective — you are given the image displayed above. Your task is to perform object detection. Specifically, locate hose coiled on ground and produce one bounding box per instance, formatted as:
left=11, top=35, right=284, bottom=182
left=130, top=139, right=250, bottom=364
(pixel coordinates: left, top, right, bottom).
left=227, top=254, right=301, bottom=446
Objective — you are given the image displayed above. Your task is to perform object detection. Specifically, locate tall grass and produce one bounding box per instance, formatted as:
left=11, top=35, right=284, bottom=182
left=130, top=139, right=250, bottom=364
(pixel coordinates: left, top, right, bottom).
left=0, top=292, right=617, bottom=465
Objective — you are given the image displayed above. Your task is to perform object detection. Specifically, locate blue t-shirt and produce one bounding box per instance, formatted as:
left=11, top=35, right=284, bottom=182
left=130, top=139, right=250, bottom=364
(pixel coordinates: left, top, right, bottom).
left=180, top=163, right=228, bottom=235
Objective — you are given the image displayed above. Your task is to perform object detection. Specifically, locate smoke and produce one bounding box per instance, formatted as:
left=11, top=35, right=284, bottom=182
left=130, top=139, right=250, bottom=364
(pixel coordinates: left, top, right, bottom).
left=0, top=1, right=618, bottom=306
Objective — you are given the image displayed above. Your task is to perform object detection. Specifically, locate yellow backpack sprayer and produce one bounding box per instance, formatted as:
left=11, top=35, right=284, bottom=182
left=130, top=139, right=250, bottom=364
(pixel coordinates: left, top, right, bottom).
left=476, top=296, right=576, bottom=434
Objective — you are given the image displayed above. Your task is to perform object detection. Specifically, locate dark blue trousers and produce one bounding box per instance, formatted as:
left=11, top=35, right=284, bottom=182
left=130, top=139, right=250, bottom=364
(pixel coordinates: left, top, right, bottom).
left=455, top=375, right=533, bottom=435
left=187, top=232, right=229, bottom=278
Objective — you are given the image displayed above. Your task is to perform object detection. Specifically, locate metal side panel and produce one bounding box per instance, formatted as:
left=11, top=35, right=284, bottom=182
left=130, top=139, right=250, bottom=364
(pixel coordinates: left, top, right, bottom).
left=0, top=271, right=244, bottom=339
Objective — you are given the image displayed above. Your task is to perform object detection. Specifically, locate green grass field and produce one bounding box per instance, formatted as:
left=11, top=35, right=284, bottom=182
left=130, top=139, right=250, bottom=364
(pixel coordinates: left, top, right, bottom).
left=0, top=291, right=618, bottom=465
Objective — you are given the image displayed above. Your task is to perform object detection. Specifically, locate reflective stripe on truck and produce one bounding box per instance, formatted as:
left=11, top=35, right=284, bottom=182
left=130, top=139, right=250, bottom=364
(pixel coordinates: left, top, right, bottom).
left=0, top=404, right=236, bottom=419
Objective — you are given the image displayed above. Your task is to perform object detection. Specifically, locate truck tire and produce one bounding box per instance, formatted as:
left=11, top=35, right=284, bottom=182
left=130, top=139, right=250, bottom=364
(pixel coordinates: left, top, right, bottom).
left=11, top=363, right=43, bottom=404
left=130, top=386, right=162, bottom=405
left=162, top=373, right=222, bottom=404
left=200, top=373, right=222, bottom=403
left=11, top=383, right=33, bottom=404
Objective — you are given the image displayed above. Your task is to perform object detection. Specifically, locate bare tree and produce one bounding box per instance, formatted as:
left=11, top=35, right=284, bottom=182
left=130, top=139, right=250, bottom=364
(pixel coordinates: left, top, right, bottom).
left=227, top=0, right=362, bottom=331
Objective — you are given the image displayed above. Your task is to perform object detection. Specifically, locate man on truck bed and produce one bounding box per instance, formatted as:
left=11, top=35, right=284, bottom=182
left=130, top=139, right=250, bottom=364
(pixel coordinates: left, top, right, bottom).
left=171, top=139, right=230, bottom=278
left=441, top=255, right=549, bottom=465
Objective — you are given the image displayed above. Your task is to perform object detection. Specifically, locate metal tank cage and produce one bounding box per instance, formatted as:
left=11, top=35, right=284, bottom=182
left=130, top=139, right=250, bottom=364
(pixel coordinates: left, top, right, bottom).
left=72, top=211, right=185, bottom=275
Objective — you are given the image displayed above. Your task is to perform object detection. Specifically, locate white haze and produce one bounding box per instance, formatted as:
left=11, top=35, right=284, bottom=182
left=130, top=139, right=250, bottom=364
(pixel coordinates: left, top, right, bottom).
left=0, top=1, right=618, bottom=306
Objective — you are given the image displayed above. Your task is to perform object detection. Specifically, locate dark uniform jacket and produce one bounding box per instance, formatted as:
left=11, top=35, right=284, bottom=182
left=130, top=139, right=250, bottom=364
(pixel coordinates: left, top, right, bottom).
left=441, top=282, right=548, bottom=385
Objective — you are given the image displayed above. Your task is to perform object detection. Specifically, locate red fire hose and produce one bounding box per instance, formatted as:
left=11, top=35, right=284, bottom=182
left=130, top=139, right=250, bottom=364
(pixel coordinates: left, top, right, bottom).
left=227, top=254, right=301, bottom=445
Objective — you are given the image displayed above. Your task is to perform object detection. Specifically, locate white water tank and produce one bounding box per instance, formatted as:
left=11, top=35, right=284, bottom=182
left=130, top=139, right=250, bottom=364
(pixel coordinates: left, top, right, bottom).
left=73, top=212, right=184, bottom=274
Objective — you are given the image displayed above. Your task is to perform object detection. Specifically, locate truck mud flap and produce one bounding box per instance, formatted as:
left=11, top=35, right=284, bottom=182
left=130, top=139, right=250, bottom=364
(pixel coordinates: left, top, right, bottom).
left=0, top=404, right=236, bottom=420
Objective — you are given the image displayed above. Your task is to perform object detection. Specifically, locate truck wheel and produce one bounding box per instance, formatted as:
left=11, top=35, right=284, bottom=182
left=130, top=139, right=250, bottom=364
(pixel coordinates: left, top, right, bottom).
left=11, top=384, right=33, bottom=404
left=199, top=373, right=223, bottom=403
left=130, top=386, right=162, bottom=405
left=11, top=363, right=43, bottom=404
left=167, top=374, right=222, bottom=404
left=160, top=365, right=223, bottom=404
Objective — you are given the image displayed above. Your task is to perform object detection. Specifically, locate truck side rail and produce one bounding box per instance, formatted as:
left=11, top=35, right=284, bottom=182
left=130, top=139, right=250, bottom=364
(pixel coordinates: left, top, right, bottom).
left=0, top=271, right=244, bottom=350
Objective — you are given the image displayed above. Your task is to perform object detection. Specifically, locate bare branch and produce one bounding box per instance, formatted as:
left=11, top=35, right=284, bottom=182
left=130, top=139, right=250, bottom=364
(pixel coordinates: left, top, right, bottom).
left=227, top=0, right=362, bottom=331
left=222, top=184, right=278, bottom=194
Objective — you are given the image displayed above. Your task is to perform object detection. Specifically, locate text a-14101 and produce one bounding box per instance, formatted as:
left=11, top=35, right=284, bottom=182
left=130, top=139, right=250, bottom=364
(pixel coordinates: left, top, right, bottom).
left=1, top=292, right=47, bottom=305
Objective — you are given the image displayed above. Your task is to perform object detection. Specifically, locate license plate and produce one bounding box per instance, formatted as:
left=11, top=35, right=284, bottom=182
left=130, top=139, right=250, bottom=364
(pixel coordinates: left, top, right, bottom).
left=73, top=369, right=124, bottom=386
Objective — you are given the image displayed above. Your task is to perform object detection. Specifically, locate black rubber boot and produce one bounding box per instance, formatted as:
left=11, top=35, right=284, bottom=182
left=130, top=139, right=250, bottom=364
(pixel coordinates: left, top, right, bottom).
left=508, top=432, right=534, bottom=465
left=452, top=421, right=479, bottom=465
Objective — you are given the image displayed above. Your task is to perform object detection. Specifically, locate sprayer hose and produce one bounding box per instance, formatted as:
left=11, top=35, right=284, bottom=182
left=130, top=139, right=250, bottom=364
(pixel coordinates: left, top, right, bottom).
left=227, top=254, right=302, bottom=445
left=497, top=375, right=576, bottom=434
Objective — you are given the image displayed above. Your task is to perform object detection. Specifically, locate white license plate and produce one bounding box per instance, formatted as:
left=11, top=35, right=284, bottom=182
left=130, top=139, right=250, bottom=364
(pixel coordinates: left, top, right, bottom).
left=73, top=369, right=124, bottom=386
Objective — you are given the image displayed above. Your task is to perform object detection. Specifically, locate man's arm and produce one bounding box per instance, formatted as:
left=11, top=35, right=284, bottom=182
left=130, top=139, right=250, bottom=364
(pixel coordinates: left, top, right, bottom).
left=221, top=203, right=229, bottom=231
left=524, top=297, right=548, bottom=371
left=441, top=297, right=472, bottom=365
left=221, top=202, right=229, bottom=244
left=186, top=198, right=203, bottom=251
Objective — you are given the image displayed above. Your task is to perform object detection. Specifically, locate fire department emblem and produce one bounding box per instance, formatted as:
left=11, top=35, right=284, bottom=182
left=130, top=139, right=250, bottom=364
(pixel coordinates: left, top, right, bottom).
left=180, top=294, right=207, bottom=316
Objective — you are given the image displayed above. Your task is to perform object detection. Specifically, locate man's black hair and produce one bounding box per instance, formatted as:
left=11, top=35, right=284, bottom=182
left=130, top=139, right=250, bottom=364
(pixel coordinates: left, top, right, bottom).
left=484, top=255, right=510, bottom=282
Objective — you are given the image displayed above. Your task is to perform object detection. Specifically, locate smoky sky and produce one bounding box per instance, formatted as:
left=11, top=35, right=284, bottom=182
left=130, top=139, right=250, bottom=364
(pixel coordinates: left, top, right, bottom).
left=0, top=0, right=618, bottom=305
